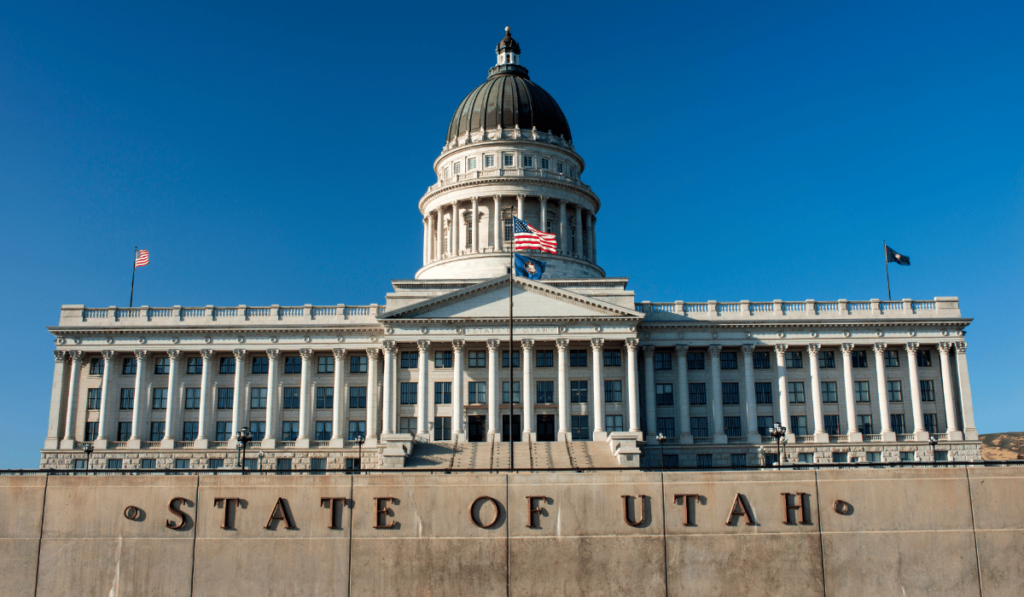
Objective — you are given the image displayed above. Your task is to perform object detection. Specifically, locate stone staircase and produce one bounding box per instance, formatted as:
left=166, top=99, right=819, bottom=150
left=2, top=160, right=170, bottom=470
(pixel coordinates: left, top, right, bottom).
left=405, top=438, right=620, bottom=470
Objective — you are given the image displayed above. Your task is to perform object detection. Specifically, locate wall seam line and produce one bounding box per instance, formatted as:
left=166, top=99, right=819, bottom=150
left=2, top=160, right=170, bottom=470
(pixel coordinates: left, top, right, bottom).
left=661, top=470, right=669, bottom=597
left=966, top=468, right=984, bottom=597
left=32, top=473, right=49, bottom=597
left=505, top=472, right=511, bottom=597
left=813, top=471, right=827, bottom=597
left=189, top=475, right=199, bottom=597
left=347, top=473, right=354, bottom=597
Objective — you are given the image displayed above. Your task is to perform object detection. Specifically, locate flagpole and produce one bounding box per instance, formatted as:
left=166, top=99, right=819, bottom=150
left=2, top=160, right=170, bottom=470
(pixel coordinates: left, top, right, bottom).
left=129, top=246, right=138, bottom=308
left=508, top=229, right=515, bottom=471
left=883, top=239, right=891, bottom=301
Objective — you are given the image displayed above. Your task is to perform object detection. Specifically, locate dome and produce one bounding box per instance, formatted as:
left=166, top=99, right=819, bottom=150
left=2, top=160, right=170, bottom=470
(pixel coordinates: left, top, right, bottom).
left=446, top=29, right=572, bottom=144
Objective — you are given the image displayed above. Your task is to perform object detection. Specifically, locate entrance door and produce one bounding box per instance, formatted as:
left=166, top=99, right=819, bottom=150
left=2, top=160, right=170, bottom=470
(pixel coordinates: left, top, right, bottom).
left=536, top=415, right=556, bottom=441
left=502, top=415, right=522, bottom=442
left=467, top=416, right=486, bottom=442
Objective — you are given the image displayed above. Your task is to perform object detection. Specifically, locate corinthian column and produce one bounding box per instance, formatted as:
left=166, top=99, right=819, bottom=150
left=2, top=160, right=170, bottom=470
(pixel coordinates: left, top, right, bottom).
left=296, top=348, right=314, bottom=447
left=94, top=350, right=116, bottom=447
left=61, top=351, right=84, bottom=448
left=46, top=351, right=69, bottom=449
left=873, top=343, right=895, bottom=441
left=840, top=344, right=862, bottom=442
left=264, top=349, right=281, bottom=447
left=558, top=199, right=567, bottom=255
left=774, top=345, right=793, bottom=442
left=434, top=210, right=441, bottom=261
left=556, top=338, right=570, bottom=440
left=487, top=339, right=500, bottom=440
left=471, top=197, right=480, bottom=253
left=452, top=340, right=466, bottom=441
left=366, top=347, right=380, bottom=443
left=521, top=339, right=535, bottom=439
left=954, top=342, right=978, bottom=440
left=416, top=341, right=430, bottom=438
left=232, top=349, right=247, bottom=446
left=574, top=205, right=583, bottom=257
left=381, top=342, right=395, bottom=436
left=195, top=349, right=214, bottom=447
left=493, top=195, right=502, bottom=251
left=642, top=346, right=656, bottom=439
left=452, top=201, right=460, bottom=255
left=625, top=339, right=641, bottom=437
left=709, top=345, right=726, bottom=444
left=741, top=345, right=760, bottom=443
left=161, top=349, right=182, bottom=448
left=330, top=348, right=346, bottom=446
left=937, top=343, right=962, bottom=440
left=539, top=197, right=548, bottom=233
left=905, top=342, right=928, bottom=440
left=128, top=349, right=149, bottom=447
left=675, top=345, right=691, bottom=444
left=807, top=344, right=827, bottom=442
left=591, top=339, right=606, bottom=440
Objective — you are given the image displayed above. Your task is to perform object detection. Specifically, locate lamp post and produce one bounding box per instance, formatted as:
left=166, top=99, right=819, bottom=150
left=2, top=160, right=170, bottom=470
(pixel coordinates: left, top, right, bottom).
left=928, top=435, right=939, bottom=463
left=356, top=435, right=365, bottom=473
left=83, top=443, right=93, bottom=472
left=236, top=427, right=253, bottom=474
left=655, top=433, right=667, bottom=469
left=769, top=423, right=787, bottom=469
left=258, top=451, right=265, bottom=473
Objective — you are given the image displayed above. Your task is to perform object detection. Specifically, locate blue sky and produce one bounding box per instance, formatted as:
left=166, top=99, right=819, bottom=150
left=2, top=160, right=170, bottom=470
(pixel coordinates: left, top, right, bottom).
left=1, top=2, right=1021, bottom=468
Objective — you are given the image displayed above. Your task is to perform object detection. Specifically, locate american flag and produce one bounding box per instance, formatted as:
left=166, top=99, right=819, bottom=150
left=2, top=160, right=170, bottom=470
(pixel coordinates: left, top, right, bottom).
left=513, top=217, right=557, bottom=254
left=134, top=249, right=150, bottom=267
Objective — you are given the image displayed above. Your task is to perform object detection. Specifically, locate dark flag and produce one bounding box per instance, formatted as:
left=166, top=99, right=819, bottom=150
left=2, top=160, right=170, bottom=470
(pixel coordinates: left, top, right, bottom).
left=514, top=253, right=546, bottom=280
left=885, top=245, right=911, bottom=266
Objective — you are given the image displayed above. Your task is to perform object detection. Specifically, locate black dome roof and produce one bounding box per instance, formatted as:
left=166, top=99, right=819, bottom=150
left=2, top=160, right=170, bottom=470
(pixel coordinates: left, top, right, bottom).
left=446, top=30, right=572, bottom=144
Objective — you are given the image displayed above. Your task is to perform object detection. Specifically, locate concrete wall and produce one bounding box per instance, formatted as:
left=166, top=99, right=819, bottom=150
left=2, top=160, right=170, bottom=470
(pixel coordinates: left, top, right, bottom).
left=1, top=467, right=1021, bottom=596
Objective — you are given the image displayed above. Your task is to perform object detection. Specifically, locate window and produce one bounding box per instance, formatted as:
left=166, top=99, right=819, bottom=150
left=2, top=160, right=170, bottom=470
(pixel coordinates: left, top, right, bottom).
left=935, top=450, right=949, bottom=462
left=502, top=381, right=521, bottom=404
left=606, top=415, right=624, bottom=432
left=604, top=380, right=622, bottom=403
left=797, top=453, right=814, bottom=464
left=856, top=415, right=873, bottom=435
left=282, top=387, right=300, bottom=410
left=434, top=351, right=453, bottom=368
left=350, top=387, right=367, bottom=408
left=899, top=451, right=914, bottom=463
left=467, top=157, right=477, bottom=170
left=141, top=459, right=156, bottom=469
left=122, top=357, right=137, bottom=375
left=443, top=166, right=449, bottom=180
left=219, top=357, right=236, bottom=374
left=923, top=414, right=938, bottom=434
left=317, top=356, right=334, bottom=374
left=654, top=352, right=673, bottom=370
left=315, top=421, right=332, bottom=441
left=865, top=451, right=881, bottom=463
left=502, top=351, right=520, bottom=368
left=484, top=155, right=495, bottom=168
left=887, top=380, right=903, bottom=402
left=310, top=386, right=331, bottom=409
left=690, top=417, right=709, bottom=438
left=252, top=357, right=269, bottom=374
left=400, top=352, right=418, bottom=369
left=832, top=452, right=848, bottom=464
left=117, top=422, right=131, bottom=441
left=569, top=166, right=576, bottom=178
left=753, top=352, right=771, bottom=369
left=120, top=388, right=134, bottom=410
left=687, top=352, right=705, bottom=370
left=824, top=415, right=839, bottom=435
left=656, top=417, right=675, bottom=438
left=722, top=383, right=739, bottom=405
left=87, top=388, right=101, bottom=409
left=854, top=381, right=870, bottom=403
left=434, top=417, right=451, bottom=441
left=89, top=358, right=105, bottom=375
left=523, top=155, right=534, bottom=168
left=453, top=161, right=461, bottom=175
left=154, top=357, right=169, bottom=374
left=731, top=454, right=747, bottom=468
left=790, top=416, right=808, bottom=436
left=696, top=454, right=713, bottom=469
left=468, top=382, right=486, bottom=404
left=755, top=382, right=773, bottom=404
left=821, top=382, right=838, bottom=403
left=433, top=382, right=451, bottom=405
left=186, top=357, right=203, bottom=375
left=788, top=382, right=805, bottom=403
left=920, top=380, right=935, bottom=402
left=818, top=351, right=835, bottom=368
left=468, top=351, right=486, bottom=368
left=569, top=349, right=588, bottom=367
left=348, top=421, right=366, bottom=441
left=719, top=352, right=737, bottom=370
left=556, top=162, right=564, bottom=174
left=655, top=383, right=673, bottom=405
left=216, top=421, right=231, bottom=441
left=217, top=388, right=233, bottom=410
left=689, top=383, right=707, bottom=405
left=149, top=422, right=164, bottom=441
left=281, top=421, right=298, bottom=441
left=917, top=350, right=932, bottom=367
left=724, top=417, right=741, bottom=437
left=536, top=350, right=554, bottom=368
left=757, top=416, right=774, bottom=435
left=571, top=415, right=589, bottom=440
left=764, top=453, right=779, bottom=467
left=250, top=387, right=268, bottom=409
left=503, top=154, right=514, bottom=167
left=277, top=459, right=292, bottom=474
left=571, top=380, right=588, bottom=403
left=603, top=350, right=621, bottom=367
left=884, top=350, right=900, bottom=367
left=85, top=422, right=98, bottom=441
left=281, top=357, right=299, bottom=374
left=182, top=421, right=198, bottom=441
left=345, top=458, right=361, bottom=471
left=244, top=458, right=259, bottom=470
left=536, top=381, right=554, bottom=404
left=662, top=454, right=679, bottom=468
left=541, top=157, right=550, bottom=170
left=184, top=388, right=200, bottom=409
left=785, top=351, right=803, bottom=368
left=250, top=422, right=265, bottom=441
left=107, top=459, right=122, bottom=470
left=890, top=414, right=906, bottom=434
left=350, top=355, right=367, bottom=373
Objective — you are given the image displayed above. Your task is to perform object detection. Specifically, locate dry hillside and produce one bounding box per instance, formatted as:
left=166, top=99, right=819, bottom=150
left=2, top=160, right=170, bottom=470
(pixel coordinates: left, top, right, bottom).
left=979, top=432, right=1024, bottom=460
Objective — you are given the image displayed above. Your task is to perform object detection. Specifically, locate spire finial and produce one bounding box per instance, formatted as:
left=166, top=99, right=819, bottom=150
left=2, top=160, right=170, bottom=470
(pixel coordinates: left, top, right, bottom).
left=506, top=26, right=510, bottom=34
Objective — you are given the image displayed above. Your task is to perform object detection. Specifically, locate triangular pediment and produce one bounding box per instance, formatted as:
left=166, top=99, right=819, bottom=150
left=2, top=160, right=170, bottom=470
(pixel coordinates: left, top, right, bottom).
left=381, top=277, right=642, bottom=321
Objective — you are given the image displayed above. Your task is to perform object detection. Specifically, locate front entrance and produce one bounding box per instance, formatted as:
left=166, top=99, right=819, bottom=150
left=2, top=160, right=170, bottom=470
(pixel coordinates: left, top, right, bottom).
left=467, top=415, right=486, bottom=442
left=536, top=414, right=556, bottom=441
left=502, top=415, right=522, bottom=442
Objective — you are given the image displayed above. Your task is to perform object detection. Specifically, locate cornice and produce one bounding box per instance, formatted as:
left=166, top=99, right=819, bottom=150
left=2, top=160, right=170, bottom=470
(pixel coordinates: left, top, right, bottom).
left=418, top=176, right=600, bottom=213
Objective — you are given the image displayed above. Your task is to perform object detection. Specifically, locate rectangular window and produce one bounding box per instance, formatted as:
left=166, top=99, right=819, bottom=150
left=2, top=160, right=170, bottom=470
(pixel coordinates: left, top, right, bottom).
left=154, top=357, right=169, bottom=374
left=87, top=388, right=101, bottom=409
left=277, top=459, right=292, bottom=474
left=755, top=382, right=773, bottom=404
left=856, top=415, right=873, bottom=435
left=603, top=349, right=621, bottom=367
left=453, top=161, right=461, bottom=174
left=119, top=388, right=134, bottom=410
left=149, top=422, right=164, bottom=441
left=434, top=417, right=451, bottom=441
left=282, top=387, right=300, bottom=409
left=917, top=350, right=932, bottom=367
left=315, top=421, right=332, bottom=441
left=865, top=451, right=881, bottom=463
left=433, top=382, right=451, bottom=405
left=654, top=352, right=673, bottom=370
left=689, top=383, right=707, bottom=405
left=788, top=382, right=805, bottom=403
left=571, top=415, right=589, bottom=440
left=216, top=421, right=231, bottom=441
left=502, top=381, right=521, bottom=404
left=536, top=350, right=554, bottom=368
left=656, top=417, right=675, bottom=438
left=348, top=421, right=366, bottom=441
left=116, top=422, right=131, bottom=441
left=122, top=357, right=137, bottom=375
left=252, top=357, right=269, bottom=374
left=604, top=380, right=622, bottom=403
left=890, top=414, right=906, bottom=434
left=316, top=387, right=333, bottom=409
left=283, top=357, right=301, bottom=374
left=397, top=383, right=415, bottom=405
left=722, top=383, right=739, bottom=405
left=219, top=357, right=236, bottom=374
left=217, top=388, right=233, bottom=410
left=757, top=416, right=774, bottom=435
left=785, top=351, right=803, bottom=368
left=250, top=387, right=268, bottom=409
left=107, top=459, right=122, bottom=470
left=899, top=451, right=914, bottom=463
left=536, top=381, right=554, bottom=404
left=399, top=417, right=416, bottom=435
left=569, top=349, right=588, bottom=367
left=569, top=166, right=576, bottom=178
left=468, top=382, right=486, bottom=404
left=887, top=380, right=903, bottom=402
left=818, top=351, right=835, bottom=368
left=920, top=380, right=935, bottom=402
left=690, top=417, right=709, bottom=438
left=434, top=351, right=453, bottom=368
left=484, top=155, right=495, bottom=168
left=570, top=380, right=588, bottom=403
left=556, top=162, right=564, bottom=174
left=345, top=458, right=360, bottom=471
left=655, top=383, right=673, bottom=405
left=317, top=356, right=334, bottom=374
left=349, top=387, right=367, bottom=409
left=753, top=352, right=771, bottom=369
left=503, top=154, right=514, bottom=167
left=141, top=459, right=156, bottom=469
left=696, top=454, right=712, bottom=469
left=350, top=355, right=368, bottom=373
left=186, top=357, right=203, bottom=375
left=605, top=415, right=624, bottom=432
left=184, top=388, right=200, bottom=409
left=281, top=421, right=298, bottom=441
left=731, top=454, right=747, bottom=468
left=935, top=450, right=948, bottom=462
left=523, top=155, right=534, bottom=168
left=884, top=350, right=900, bottom=367
left=719, top=352, right=737, bottom=370
left=924, top=413, right=938, bottom=434
left=541, top=157, right=550, bottom=170
left=468, top=351, right=486, bottom=368
left=85, top=421, right=98, bottom=441
left=467, top=157, right=477, bottom=170
left=790, top=416, right=808, bottom=436
left=249, top=422, right=265, bottom=441
left=824, top=415, right=840, bottom=435
left=501, top=350, right=521, bottom=368
left=821, top=381, right=838, bottom=403
left=687, top=352, right=705, bottom=370
left=724, top=416, right=742, bottom=437
left=798, top=453, right=814, bottom=464
left=89, top=358, right=105, bottom=375
left=400, top=352, right=418, bottom=369
left=851, top=350, right=868, bottom=368
left=244, top=458, right=259, bottom=470
left=662, top=454, right=679, bottom=468
left=832, top=452, right=848, bottom=464
left=182, top=421, right=198, bottom=441
left=854, top=381, right=871, bottom=403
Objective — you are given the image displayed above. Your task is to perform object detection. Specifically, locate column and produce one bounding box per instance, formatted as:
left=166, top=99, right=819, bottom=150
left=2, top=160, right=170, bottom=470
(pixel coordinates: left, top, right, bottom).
left=586, top=211, right=595, bottom=261
left=573, top=205, right=582, bottom=257
left=741, top=345, right=760, bottom=442
left=954, top=342, right=978, bottom=441
left=365, top=348, right=379, bottom=443
left=61, top=351, right=84, bottom=448
left=539, top=196, right=548, bottom=233
left=873, top=343, right=895, bottom=440
left=264, top=349, right=281, bottom=446
left=195, top=349, right=214, bottom=446
left=416, top=341, right=430, bottom=437
left=434, top=211, right=441, bottom=261
left=452, top=340, right=466, bottom=440
left=521, top=339, right=535, bottom=438
left=46, top=351, right=69, bottom=449
left=331, top=348, right=346, bottom=445
left=128, top=349, right=148, bottom=446
left=840, top=344, right=863, bottom=442
left=493, top=195, right=502, bottom=251
left=486, top=339, right=500, bottom=440
left=230, top=349, right=247, bottom=445
left=516, top=194, right=524, bottom=220
left=904, top=342, right=928, bottom=440
left=452, top=201, right=460, bottom=255
left=296, top=348, right=314, bottom=446
left=94, top=350, right=116, bottom=446
left=591, top=213, right=598, bottom=263
left=674, top=346, right=691, bottom=444
left=807, top=344, right=827, bottom=441
left=558, top=200, right=567, bottom=255
left=625, top=339, right=641, bottom=436
left=774, top=345, right=793, bottom=441
left=938, top=343, right=962, bottom=440
left=709, top=345, right=726, bottom=444
left=422, top=217, right=428, bottom=263
left=471, top=197, right=480, bottom=253
left=161, top=349, right=181, bottom=446
left=642, top=346, right=657, bottom=439
left=381, top=342, right=395, bottom=436
left=556, top=339, right=570, bottom=439
left=591, top=339, right=606, bottom=440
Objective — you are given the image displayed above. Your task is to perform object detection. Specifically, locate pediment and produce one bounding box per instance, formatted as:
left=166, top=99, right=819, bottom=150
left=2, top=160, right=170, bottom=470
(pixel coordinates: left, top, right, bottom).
left=381, top=277, right=642, bottom=321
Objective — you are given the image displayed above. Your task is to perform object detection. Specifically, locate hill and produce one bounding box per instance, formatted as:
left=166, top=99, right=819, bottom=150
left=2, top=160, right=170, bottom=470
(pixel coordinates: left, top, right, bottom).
left=979, top=432, right=1024, bottom=460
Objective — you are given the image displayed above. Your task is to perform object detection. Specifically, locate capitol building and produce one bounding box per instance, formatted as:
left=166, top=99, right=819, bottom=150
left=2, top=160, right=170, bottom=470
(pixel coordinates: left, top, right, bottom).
left=40, top=29, right=981, bottom=471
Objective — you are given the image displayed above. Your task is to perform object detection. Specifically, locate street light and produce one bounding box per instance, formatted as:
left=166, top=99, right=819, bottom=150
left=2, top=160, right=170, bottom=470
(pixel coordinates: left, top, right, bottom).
left=258, top=451, right=265, bottom=473
left=83, top=443, right=93, bottom=472
left=655, top=433, right=667, bottom=469
left=928, top=435, right=939, bottom=463
left=769, top=423, right=787, bottom=469
left=236, top=427, right=253, bottom=474
left=355, top=435, right=365, bottom=473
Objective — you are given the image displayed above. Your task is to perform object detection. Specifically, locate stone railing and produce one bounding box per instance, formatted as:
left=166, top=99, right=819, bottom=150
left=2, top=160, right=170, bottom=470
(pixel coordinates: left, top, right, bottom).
left=428, top=166, right=592, bottom=195
left=727, top=436, right=746, bottom=443
left=830, top=435, right=849, bottom=443
left=896, top=434, right=917, bottom=442
left=634, top=297, right=959, bottom=321
left=693, top=437, right=713, bottom=444
left=794, top=436, right=815, bottom=444
left=60, top=303, right=386, bottom=328
left=863, top=434, right=883, bottom=442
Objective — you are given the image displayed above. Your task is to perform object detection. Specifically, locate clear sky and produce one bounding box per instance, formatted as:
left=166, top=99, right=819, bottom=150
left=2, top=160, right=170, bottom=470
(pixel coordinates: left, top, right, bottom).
left=1, top=1, right=1021, bottom=468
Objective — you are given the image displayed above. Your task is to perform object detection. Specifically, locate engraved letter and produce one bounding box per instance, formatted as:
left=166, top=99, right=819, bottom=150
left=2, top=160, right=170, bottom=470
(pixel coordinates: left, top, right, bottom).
left=782, top=492, right=811, bottom=525
left=621, top=495, right=648, bottom=527
left=724, top=493, right=755, bottom=526
left=166, top=497, right=190, bottom=530
left=374, top=497, right=398, bottom=529
left=265, top=497, right=297, bottom=530
left=214, top=497, right=241, bottom=530
left=526, top=496, right=548, bottom=529
left=674, top=494, right=701, bottom=527
left=321, top=497, right=348, bottom=530
left=469, top=496, right=502, bottom=529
